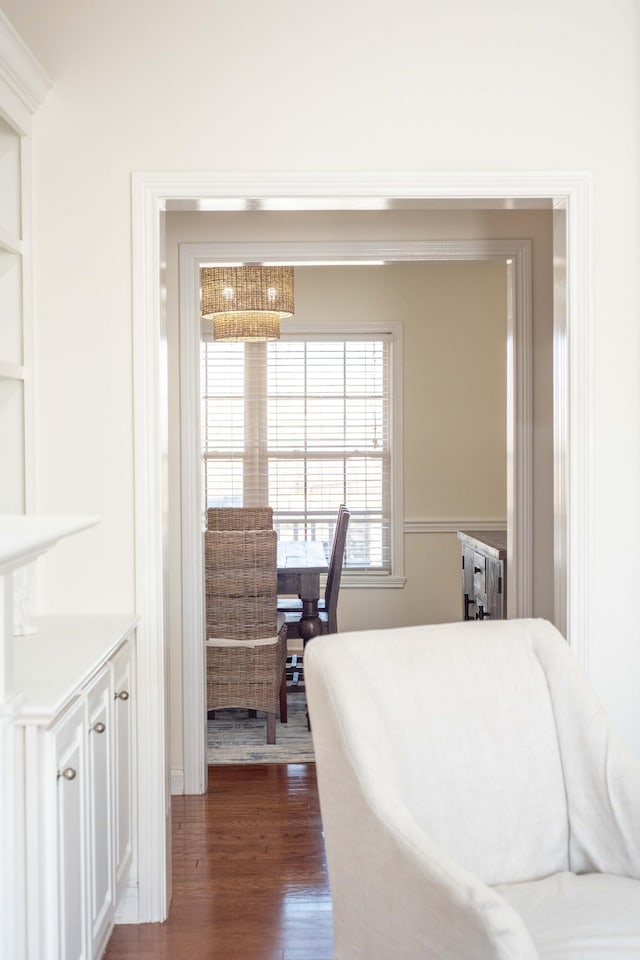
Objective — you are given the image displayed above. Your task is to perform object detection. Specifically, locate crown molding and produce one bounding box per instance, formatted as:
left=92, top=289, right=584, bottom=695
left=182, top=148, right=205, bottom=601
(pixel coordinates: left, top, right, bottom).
left=0, top=11, right=51, bottom=119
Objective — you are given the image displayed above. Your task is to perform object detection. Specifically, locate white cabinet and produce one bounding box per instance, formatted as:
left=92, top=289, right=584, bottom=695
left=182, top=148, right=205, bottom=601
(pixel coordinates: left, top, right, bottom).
left=52, top=699, right=88, bottom=960
left=86, top=665, right=115, bottom=959
left=17, top=616, right=137, bottom=960
left=112, top=641, right=135, bottom=903
left=0, top=517, right=103, bottom=960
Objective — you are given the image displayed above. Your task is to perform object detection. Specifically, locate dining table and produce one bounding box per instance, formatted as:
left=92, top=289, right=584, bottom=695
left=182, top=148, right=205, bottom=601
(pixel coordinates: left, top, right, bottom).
left=277, top=539, right=329, bottom=643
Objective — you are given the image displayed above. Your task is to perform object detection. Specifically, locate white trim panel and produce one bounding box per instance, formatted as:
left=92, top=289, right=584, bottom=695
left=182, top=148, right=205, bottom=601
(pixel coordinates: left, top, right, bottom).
left=178, top=249, right=206, bottom=796
left=131, top=179, right=170, bottom=922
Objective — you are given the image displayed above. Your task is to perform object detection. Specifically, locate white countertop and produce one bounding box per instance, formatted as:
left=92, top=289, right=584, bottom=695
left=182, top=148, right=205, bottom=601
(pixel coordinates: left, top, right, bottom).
left=14, top=613, right=138, bottom=723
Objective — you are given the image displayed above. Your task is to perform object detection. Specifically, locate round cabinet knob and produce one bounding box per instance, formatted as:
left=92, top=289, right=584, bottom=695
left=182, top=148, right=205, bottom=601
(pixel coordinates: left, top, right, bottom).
left=58, top=767, right=77, bottom=781
left=115, top=690, right=129, bottom=701
left=92, top=721, right=106, bottom=734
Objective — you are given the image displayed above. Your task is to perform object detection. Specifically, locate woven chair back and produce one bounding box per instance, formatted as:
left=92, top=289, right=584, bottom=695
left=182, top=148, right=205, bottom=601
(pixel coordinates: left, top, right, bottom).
left=205, top=529, right=278, bottom=641
left=207, top=506, right=273, bottom=531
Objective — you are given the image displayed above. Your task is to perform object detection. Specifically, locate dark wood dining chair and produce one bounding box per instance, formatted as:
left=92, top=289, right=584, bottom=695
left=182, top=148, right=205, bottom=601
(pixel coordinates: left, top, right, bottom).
left=279, top=505, right=351, bottom=638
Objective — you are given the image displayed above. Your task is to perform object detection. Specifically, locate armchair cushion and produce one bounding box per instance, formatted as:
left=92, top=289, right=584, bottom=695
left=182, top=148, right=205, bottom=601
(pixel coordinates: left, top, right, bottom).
left=495, top=872, right=640, bottom=959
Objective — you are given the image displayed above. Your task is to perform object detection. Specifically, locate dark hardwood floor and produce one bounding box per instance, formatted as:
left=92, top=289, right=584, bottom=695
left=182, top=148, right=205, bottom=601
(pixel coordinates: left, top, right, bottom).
left=105, top=763, right=333, bottom=960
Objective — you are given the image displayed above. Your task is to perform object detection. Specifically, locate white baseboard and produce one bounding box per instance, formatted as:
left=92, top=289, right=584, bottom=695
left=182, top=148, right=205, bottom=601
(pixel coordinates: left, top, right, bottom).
left=171, top=766, right=185, bottom=795
left=114, top=883, right=139, bottom=924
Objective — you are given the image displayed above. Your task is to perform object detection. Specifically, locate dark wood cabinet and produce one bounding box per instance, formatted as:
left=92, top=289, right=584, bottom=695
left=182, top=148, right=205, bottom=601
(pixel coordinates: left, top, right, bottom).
left=457, top=530, right=507, bottom=621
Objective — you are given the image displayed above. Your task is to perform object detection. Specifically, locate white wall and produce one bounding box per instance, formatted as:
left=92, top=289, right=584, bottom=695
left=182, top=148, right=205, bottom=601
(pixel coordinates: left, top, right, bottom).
left=1, top=0, right=638, bottom=751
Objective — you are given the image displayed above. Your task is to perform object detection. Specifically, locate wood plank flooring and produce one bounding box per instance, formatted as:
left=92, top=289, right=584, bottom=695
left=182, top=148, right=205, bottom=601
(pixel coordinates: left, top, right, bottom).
left=104, top=764, right=333, bottom=960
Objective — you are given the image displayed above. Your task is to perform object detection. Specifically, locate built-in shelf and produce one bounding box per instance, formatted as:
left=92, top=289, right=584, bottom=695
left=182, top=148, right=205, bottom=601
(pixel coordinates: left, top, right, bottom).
left=0, top=19, right=56, bottom=960
left=0, top=514, right=100, bottom=573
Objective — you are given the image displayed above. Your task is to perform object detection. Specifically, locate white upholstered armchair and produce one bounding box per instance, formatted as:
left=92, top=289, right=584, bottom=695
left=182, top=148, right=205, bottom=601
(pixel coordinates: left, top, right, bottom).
left=305, top=618, right=640, bottom=959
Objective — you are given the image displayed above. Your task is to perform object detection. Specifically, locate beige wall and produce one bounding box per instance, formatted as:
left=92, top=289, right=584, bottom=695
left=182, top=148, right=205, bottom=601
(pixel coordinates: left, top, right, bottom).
left=167, top=208, right=554, bottom=595
left=1, top=0, right=638, bottom=752
left=165, top=209, right=551, bottom=771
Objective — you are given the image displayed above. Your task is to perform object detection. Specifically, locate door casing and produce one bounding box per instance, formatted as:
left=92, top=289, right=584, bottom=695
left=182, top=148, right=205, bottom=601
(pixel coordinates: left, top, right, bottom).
left=131, top=171, right=590, bottom=922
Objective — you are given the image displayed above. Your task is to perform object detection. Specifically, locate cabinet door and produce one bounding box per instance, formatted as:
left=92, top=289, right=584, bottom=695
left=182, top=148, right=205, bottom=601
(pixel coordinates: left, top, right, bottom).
left=52, top=699, right=89, bottom=960
left=85, top=665, right=114, bottom=959
left=461, top=545, right=475, bottom=620
left=486, top=558, right=505, bottom=620
left=112, top=638, right=135, bottom=903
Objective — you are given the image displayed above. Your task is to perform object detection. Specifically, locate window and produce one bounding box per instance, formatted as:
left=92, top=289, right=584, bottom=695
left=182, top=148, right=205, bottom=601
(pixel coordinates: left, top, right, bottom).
left=201, top=331, right=397, bottom=574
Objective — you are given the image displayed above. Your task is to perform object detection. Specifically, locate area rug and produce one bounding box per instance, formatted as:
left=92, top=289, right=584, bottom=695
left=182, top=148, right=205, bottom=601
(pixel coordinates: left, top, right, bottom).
left=207, top=690, right=314, bottom=764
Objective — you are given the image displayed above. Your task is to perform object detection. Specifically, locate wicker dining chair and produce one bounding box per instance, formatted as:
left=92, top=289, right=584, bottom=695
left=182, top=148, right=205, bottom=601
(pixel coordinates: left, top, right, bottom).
left=207, top=506, right=273, bottom=531
left=205, top=528, right=287, bottom=744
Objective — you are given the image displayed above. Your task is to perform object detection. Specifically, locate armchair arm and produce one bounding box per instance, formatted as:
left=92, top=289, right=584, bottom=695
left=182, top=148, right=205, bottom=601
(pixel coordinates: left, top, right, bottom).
left=307, top=655, right=539, bottom=960
left=534, top=626, right=640, bottom=877
left=565, top=703, right=640, bottom=876
left=324, top=789, right=539, bottom=960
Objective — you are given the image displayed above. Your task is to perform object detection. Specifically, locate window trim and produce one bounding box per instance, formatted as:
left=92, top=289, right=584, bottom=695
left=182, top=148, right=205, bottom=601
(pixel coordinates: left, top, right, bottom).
left=284, top=319, right=404, bottom=586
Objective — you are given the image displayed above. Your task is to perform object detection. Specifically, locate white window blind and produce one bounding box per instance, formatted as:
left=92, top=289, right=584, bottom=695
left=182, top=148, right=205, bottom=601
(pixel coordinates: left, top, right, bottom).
left=201, top=335, right=392, bottom=571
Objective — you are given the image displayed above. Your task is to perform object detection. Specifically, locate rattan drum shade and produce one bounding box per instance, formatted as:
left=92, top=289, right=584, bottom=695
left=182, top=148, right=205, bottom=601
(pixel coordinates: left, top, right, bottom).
left=201, top=265, right=294, bottom=341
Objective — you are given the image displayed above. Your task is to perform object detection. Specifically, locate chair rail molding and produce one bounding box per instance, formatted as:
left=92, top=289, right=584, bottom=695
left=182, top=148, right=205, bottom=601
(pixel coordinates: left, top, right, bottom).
left=132, top=170, right=592, bottom=921
left=404, top=519, right=508, bottom=534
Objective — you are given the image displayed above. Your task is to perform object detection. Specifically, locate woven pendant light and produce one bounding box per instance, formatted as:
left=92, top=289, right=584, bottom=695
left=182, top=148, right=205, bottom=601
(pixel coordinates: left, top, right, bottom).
left=200, top=266, right=294, bottom=341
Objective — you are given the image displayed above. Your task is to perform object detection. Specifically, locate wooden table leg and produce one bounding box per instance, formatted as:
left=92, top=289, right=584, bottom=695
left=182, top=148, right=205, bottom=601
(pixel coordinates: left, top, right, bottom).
left=279, top=670, right=288, bottom=724
left=298, top=599, right=323, bottom=644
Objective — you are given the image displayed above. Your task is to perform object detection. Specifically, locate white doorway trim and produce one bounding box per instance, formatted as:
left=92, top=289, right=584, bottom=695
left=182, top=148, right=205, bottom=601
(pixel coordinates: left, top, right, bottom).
left=178, top=237, right=534, bottom=796
left=131, top=170, right=591, bottom=921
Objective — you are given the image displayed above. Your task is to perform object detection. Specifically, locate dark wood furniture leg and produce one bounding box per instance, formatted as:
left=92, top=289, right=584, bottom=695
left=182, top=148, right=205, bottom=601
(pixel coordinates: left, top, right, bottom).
left=279, top=671, right=288, bottom=723
left=266, top=712, right=276, bottom=744
left=298, top=598, right=323, bottom=643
